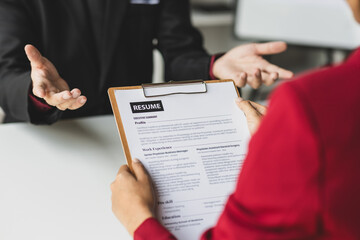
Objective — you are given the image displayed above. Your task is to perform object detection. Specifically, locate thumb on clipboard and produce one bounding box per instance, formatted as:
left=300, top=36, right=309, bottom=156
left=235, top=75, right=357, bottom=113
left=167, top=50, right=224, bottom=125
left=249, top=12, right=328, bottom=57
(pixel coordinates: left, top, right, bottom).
left=236, top=97, right=267, bottom=135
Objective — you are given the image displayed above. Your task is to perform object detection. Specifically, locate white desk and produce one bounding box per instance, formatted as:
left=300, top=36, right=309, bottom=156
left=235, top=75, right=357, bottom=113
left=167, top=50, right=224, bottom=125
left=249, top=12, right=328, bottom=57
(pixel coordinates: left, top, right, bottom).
left=0, top=116, right=132, bottom=240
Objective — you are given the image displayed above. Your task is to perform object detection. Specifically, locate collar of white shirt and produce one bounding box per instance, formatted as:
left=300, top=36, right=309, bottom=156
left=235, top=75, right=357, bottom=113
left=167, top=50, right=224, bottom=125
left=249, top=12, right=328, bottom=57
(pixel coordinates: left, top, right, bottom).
left=130, top=0, right=160, bottom=5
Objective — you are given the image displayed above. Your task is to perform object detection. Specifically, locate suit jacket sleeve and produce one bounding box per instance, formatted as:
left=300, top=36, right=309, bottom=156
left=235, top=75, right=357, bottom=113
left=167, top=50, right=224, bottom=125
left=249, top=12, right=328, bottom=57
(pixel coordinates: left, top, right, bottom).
left=156, top=0, right=211, bottom=81
left=134, top=82, right=322, bottom=239
left=0, top=1, right=61, bottom=124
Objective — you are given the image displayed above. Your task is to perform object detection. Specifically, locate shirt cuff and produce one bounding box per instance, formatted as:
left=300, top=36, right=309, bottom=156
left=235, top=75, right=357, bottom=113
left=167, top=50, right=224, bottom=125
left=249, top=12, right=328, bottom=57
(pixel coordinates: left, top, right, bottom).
left=209, top=53, right=224, bottom=80
left=134, top=217, right=177, bottom=240
left=28, top=90, right=53, bottom=112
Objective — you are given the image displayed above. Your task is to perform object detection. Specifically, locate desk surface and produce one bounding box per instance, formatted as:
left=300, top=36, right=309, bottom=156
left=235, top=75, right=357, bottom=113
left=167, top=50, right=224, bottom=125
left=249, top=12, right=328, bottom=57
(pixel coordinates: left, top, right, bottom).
left=0, top=115, right=132, bottom=240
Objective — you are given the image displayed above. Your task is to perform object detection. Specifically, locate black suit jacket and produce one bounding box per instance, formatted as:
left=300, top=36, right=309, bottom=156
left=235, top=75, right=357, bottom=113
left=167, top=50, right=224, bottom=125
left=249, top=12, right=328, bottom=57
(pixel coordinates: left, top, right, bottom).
left=0, top=0, right=211, bottom=124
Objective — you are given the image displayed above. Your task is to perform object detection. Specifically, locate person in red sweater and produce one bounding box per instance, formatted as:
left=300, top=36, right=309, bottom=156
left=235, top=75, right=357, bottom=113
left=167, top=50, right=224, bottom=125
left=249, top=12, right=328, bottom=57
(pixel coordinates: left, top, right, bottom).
left=110, top=0, right=360, bottom=239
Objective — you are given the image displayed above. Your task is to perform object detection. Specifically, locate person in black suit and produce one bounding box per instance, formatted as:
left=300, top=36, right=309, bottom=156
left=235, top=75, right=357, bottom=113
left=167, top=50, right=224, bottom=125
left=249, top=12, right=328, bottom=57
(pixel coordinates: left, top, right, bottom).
left=0, top=0, right=293, bottom=124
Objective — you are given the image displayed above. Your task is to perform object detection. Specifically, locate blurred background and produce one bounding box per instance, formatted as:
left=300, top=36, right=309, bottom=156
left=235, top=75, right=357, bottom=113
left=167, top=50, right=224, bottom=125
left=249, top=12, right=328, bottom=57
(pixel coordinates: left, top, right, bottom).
left=0, top=0, right=358, bottom=123
left=153, top=0, right=357, bottom=103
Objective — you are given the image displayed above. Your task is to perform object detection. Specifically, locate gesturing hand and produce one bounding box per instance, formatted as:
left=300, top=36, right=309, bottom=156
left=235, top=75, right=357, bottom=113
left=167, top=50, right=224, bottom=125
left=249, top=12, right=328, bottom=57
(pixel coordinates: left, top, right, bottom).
left=236, top=98, right=267, bottom=135
left=111, top=159, right=155, bottom=236
left=213, top=42, right=294, bottom=89
left=25, top=44, right=87, bottom=111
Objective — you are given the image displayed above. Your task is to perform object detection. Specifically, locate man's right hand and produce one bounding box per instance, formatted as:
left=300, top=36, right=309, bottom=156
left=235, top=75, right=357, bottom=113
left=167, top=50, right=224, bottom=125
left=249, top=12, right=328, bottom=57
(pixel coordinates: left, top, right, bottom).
left=25, top=44, right=87, bottom=111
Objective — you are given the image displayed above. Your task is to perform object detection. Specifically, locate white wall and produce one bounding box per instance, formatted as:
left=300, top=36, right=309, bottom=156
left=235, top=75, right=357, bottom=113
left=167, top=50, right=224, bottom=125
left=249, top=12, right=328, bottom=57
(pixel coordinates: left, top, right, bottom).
left=235, top=0, right=360, bottom=50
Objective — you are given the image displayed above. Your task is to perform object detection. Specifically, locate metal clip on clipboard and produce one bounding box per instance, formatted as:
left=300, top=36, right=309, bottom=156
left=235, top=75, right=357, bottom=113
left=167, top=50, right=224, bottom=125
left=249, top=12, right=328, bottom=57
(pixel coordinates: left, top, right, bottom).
left=142, top=80, right=207, bottom=98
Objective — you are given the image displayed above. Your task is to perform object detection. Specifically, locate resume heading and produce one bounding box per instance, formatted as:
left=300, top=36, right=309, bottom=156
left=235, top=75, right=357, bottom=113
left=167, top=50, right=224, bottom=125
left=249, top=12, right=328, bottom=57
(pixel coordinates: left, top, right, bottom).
left=130, top=100, right=164, bottom=113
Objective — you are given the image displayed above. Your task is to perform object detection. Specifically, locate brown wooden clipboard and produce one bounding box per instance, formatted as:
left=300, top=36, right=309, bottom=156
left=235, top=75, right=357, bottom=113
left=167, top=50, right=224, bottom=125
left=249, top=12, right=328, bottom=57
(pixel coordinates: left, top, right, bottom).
left=108, top=79, right=240, bottom=172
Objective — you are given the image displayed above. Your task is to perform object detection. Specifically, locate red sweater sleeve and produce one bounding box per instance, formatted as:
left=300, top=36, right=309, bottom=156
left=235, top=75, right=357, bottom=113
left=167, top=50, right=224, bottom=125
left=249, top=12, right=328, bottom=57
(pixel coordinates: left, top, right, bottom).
left=28, top=85, right=53, bottom=112
left=28, top=92, right=53, bottom=112
left=205, top=82, right=322, bottom=239
left=209, top=54, right=224, bottom=80
left=134, top=218, right=176, bottom=240
left=135, top=82, right=322, bottom=239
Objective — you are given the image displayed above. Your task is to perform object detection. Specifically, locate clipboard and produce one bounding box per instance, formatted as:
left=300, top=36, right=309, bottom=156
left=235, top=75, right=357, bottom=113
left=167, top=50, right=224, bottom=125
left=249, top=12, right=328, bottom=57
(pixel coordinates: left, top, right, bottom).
left=108, top=79, right=249, bottom=239
left=108, top=79, right=240, bottom=172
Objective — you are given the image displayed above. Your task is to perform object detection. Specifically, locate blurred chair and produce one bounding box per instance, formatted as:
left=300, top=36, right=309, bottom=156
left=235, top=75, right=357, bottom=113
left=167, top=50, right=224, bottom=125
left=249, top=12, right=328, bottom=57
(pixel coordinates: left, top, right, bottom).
left=0, top=107, right=5, bottom=124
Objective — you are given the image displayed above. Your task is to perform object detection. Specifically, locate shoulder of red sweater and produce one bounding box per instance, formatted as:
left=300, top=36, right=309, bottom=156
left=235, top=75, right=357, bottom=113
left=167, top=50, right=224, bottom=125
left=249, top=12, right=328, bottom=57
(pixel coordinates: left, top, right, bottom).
left=273, top=48, right=360, bottom=104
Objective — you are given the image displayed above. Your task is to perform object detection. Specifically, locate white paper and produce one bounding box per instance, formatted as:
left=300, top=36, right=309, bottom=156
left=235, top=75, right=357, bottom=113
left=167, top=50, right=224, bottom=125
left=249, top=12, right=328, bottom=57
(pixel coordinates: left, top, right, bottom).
left=113, top=81, right=250, bottom=239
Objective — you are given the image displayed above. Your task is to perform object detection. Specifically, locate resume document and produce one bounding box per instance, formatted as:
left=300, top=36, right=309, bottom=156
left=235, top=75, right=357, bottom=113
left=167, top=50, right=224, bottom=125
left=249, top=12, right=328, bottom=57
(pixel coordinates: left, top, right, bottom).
left=111, top=81, right=250, bottom=239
